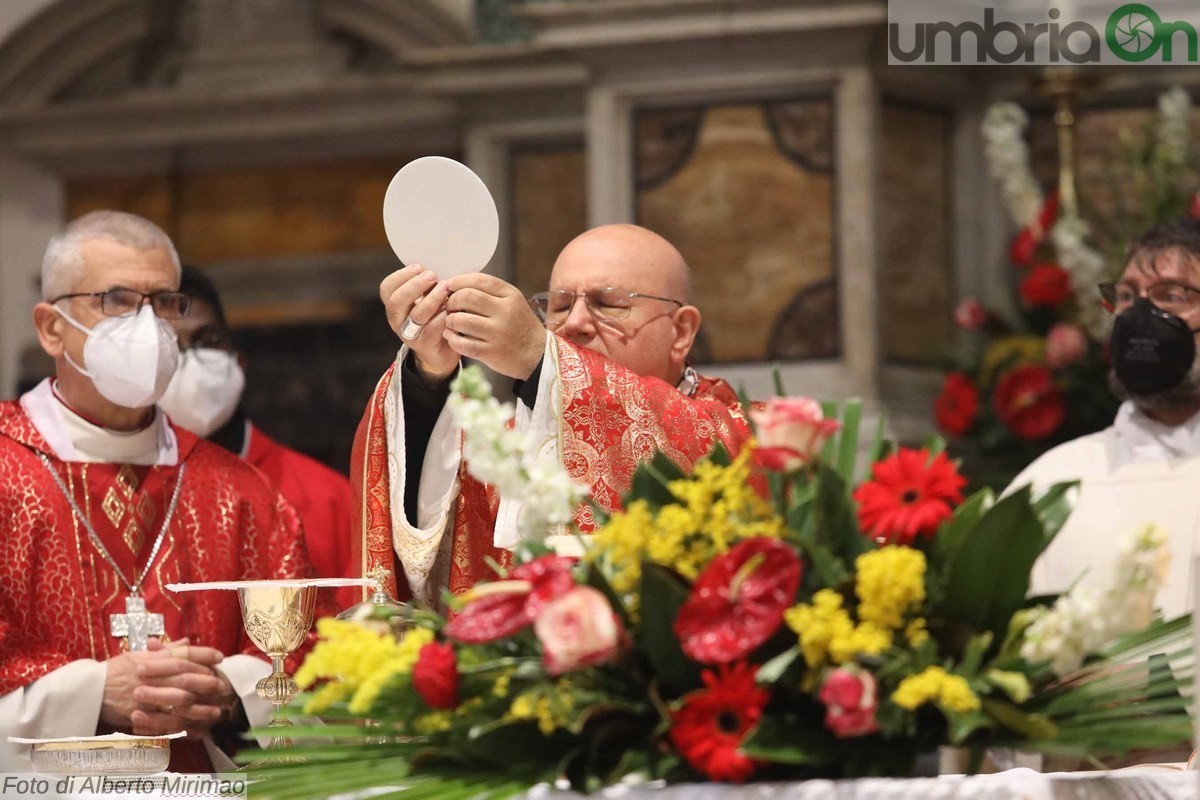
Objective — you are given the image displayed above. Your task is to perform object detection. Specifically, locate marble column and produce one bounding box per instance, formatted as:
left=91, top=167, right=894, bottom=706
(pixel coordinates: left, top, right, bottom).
left=835, top=67, right=880, bottom=400
left=585, top=86, right=633, bottom=228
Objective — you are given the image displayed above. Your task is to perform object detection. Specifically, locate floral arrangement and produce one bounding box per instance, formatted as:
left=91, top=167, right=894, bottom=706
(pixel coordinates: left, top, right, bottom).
left=937, top=87, right=1199, bottom=487
left=248, top=370, right=1192, bottom=798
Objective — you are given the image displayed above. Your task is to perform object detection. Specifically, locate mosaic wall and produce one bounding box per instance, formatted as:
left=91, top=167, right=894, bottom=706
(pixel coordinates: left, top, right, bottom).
left=635, top=99, right=837, bottom=364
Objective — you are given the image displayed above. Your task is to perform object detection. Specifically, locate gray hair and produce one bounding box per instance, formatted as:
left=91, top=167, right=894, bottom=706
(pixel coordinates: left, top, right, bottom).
left=41, top=210, right=181, bottom=301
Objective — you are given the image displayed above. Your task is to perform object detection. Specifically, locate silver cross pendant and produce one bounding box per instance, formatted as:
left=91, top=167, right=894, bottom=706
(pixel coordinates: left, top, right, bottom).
left=110, top=595, right=165, bottom=651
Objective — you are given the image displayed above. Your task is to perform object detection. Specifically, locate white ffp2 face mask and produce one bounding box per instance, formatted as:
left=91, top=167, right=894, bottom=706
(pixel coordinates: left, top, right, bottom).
left=158, top=348, right=245, bottom=437
left=56, top=304, right=180, bottom=410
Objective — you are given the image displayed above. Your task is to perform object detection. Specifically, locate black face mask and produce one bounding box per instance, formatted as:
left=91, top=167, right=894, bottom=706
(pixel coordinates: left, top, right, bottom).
left=1110, top=297, right=1198, bottom=395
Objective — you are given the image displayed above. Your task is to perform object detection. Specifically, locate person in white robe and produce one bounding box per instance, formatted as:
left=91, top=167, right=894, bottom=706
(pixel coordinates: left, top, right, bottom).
left=1009, top=218, right=1200, bottom=617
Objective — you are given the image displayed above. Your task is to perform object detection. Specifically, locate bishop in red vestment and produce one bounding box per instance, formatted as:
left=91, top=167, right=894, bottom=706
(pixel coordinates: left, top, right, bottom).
left=0, top=211, right=314, bottom=773
left=349, top=225, right=752, bottom=606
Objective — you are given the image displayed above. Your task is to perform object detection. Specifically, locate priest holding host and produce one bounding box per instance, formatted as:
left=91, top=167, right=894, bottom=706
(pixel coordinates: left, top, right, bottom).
left=351, top=223, right=754, bottom=606
left=0, top=211, right=315, bottom=772
left=1011, top=217, right=1200, bottom=617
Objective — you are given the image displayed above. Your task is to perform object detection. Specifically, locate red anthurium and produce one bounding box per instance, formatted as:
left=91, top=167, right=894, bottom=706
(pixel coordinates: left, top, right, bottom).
left=853, top=448, right=966, bottom=545
left=1018, top=263, right=1072, bottom=308
left=1010, top=227, right=1038, bottom=267
left=444, top=555, right=575, bottom=643
left=511, top=555, right=578, bottom=616
left=442, top=582, right=537, bottom=643
left=933, top=373, right=978, bottom=437
left=1038, top=190, right=1060, bottom=232
left=993, top=364, right=1065, bottom=440
left=1010, top=191, right=1058, bottom=267
left=675, top=538, right=802, bottom=665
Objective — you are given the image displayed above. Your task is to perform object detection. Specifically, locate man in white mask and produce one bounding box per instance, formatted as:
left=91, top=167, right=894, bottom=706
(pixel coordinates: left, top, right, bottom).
left=0, top=211, right=315, bottom=772
left=159, top=265, right=353, bottom=590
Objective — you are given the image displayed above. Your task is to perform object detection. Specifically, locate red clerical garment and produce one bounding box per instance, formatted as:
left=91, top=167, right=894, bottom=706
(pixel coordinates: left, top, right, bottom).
left=245, top=423, right=353, bottom=582
left=348, top=335, right=752, bottom=604
left=0, top=399, right=313, bottom=772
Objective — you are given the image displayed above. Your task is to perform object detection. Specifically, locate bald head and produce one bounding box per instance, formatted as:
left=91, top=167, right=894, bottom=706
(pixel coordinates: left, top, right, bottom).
left=547, top=224, right=699, bottom=384
left=551, top=224, right=691, bottom=303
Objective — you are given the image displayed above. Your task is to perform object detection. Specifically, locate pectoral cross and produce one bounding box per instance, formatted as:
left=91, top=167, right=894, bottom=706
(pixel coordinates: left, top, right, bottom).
left=110, top=595, right=165, bottom=651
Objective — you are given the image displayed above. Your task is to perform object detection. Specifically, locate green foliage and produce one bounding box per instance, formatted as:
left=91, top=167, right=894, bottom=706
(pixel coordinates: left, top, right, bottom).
left=741, top=714, right=834, bottom=767
left=637, top=562, right=701, bottom=696
left=938, top=486, right=1048, bottom=638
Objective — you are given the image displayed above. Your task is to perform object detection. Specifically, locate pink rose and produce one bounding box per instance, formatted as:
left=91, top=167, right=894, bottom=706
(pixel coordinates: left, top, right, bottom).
left=533, top=586, right=623, bottom=676
left=954, top=298, right=987, bottom=331
left=819, top=667, right=879, bottom=738
left=750, top=397, right=841, bottom=472
left=1045, top=323, right=1087, bottom=369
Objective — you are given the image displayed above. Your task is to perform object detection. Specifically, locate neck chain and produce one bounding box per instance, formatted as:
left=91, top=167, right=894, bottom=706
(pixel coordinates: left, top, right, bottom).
left=38, top=453, right=186, bottom=596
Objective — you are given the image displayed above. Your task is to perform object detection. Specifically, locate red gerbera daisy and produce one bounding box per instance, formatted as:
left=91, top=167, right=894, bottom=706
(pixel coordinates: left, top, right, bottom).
left=852, top=448, right=966, bottom=545
left=669, top=662, right=769, bottom=783
left=444, top=555, right=575, bottom=643
left=675, top=538, right=802, bottom=665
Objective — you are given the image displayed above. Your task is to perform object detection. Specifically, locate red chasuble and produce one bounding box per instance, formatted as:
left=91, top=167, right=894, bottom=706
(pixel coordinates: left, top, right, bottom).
left=245, top=423, right=354, bottom=582
left=0, top=400, right=313, bottom=770
left=349, top=336, right=752, bottom=602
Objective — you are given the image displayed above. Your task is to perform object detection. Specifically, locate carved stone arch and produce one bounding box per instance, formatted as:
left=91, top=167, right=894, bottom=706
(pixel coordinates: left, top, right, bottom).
left=0, top=0, right=471, bottom=110
left=0, top=0, right=158, bottom=108
left=317, top=0, right=472, bottom=56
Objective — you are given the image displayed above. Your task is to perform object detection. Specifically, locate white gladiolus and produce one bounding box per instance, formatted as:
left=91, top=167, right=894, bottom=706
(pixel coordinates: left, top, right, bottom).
left=982, top=102, right=1043, bottom=228
left=1157, top=86, right=1191, bottom=168
left=448, top=366, right=585, bottom=543
left=1020, top=524, right=1170, bottom=676
left=1050, top=215, right=1108, bottom=338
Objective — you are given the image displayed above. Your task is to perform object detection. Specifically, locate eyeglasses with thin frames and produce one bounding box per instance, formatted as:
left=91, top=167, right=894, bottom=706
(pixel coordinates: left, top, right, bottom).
left=1098, top=281, right=1200, bottom=316
left=52, top=288, right=192, bottom=320
left=529, top=287, right=683, bottom=330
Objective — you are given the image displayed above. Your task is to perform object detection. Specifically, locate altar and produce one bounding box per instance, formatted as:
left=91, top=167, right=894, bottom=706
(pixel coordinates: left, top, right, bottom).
left=532, top=771, right=1199, bottom=800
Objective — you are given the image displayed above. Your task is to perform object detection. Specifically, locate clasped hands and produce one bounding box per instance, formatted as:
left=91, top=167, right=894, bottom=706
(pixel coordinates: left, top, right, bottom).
left=101, top=637, right=238, bottom=740
left=381, top=265, right=548, bottom=384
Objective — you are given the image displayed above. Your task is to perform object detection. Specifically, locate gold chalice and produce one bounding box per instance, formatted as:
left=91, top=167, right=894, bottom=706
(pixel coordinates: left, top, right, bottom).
left=167, top=577, right=375, bottom=752
left=238, top=582, right=318, bottom=746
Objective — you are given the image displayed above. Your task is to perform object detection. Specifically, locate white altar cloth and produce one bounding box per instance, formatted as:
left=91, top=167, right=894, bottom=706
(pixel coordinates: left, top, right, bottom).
left=529, top=769, right=1198, bottom=800
left=10, top=769, right=1193, bottom=800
